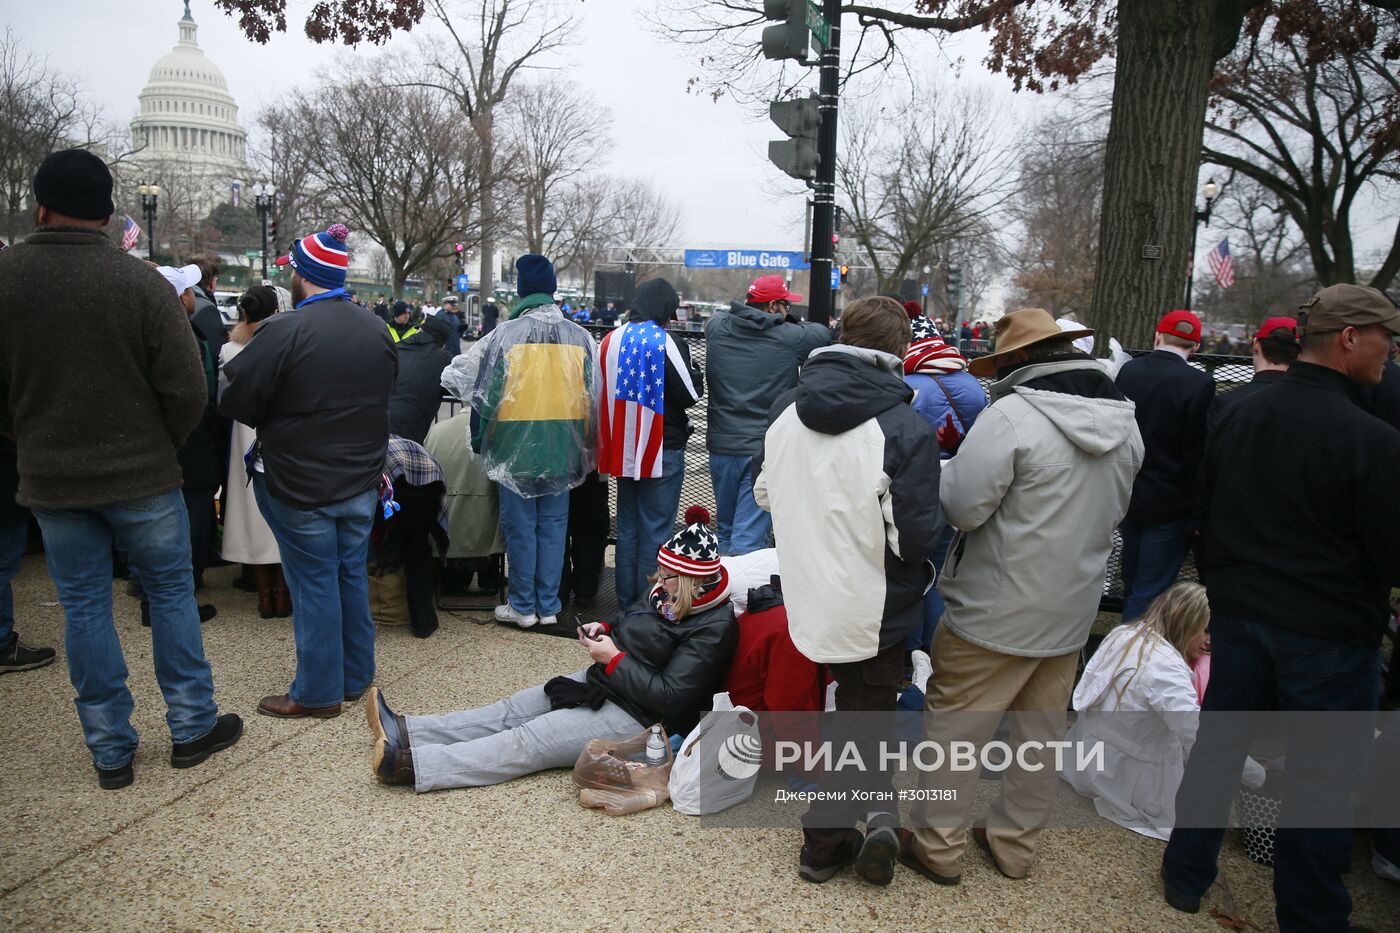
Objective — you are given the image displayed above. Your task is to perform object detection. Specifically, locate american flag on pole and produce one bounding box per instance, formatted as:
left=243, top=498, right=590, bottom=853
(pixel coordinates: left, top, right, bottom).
left=1207, top=237, right=1235, bottom=289
left=597, top=321, right=698, bottom=480
left=120, top=214, right=141, bottom=251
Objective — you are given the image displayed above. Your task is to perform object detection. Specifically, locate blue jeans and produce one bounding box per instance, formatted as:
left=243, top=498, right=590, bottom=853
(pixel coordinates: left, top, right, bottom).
left=906, top=525, right=955, bottom=652
left=254, top=476, right=377, bottom=708
left=1118, top=518, right=1192, bottom=622
left=615, top=449, right=685, bottom=610
left=1163, top=615, right=1380, bottom=933
left=709, top=453, right=771, bottom=556
left=498, top=487, right=568, bottom=617
left=33, top=490, right=217, bottom=769
left=0, top=504, right=26, bottom=650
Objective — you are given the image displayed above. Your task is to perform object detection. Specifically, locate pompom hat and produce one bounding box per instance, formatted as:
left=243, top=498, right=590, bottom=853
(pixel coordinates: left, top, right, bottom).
left=657, top=506, right=722, bottom=577
left=288, top=223, right=351, bottom=290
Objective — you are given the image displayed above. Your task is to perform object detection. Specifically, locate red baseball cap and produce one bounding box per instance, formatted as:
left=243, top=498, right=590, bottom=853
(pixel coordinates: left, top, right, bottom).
left=1157, top=310, right=1202, bottom=343
left=747, top=274, right=802, bottom=304
left=1255, top=316, right=1297, bottom=341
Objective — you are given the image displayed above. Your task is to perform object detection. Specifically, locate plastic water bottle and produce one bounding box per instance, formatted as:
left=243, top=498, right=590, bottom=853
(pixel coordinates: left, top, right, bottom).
left=645, top=725, right=667, bottom=767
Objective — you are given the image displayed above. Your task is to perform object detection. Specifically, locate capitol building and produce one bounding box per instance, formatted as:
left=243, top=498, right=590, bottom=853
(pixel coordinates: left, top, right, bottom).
left=129, top=2, right=248, bottom=215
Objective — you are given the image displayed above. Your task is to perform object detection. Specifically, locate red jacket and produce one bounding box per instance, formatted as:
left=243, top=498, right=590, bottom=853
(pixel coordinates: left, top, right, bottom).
left=724, top=604, right=824, bottom=713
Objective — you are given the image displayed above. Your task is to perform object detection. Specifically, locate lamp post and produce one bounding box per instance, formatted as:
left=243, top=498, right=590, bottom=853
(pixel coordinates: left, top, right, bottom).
left=137, top=181, right=160, bottom=261
left=1184, top=177, right=1219, bottom=311
left=254, top=182, right=276, bottom=282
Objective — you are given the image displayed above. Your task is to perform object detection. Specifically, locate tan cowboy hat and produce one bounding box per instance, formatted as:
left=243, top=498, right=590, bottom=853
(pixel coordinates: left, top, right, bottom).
left=968, top=308, right=1095, bottom=377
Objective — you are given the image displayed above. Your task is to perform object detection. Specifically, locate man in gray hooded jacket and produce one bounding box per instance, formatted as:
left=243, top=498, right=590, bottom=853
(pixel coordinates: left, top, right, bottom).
left=903, top=308, right=1143, bottom=885
left=704, top=274, right=828, bottom=555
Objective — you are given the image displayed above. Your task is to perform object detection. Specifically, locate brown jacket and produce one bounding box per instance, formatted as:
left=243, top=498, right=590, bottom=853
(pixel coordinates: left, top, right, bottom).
left=0, top=226, right=206, bottom=509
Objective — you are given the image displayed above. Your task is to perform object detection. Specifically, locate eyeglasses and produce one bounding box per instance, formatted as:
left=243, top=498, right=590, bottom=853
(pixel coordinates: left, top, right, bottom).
left=659, top=574, right=680, bottom=583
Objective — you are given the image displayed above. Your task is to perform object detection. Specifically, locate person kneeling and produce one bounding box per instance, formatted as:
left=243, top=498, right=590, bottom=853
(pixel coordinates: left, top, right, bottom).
left=366, top=513, right=739, bottom=791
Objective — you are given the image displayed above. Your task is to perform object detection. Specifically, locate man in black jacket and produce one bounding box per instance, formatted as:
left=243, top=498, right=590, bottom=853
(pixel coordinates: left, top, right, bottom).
left=1206, top=316, right=1297, bottom=432
left=388, top=313, right=454, bottom=444
left=221, top=223, right=396, bottom=720
left=1163, top=283, right=1400, bottom=932
left=1114, top=310, right=1215, bottom=621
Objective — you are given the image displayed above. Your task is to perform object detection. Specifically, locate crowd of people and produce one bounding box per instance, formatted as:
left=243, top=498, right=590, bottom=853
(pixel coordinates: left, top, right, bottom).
left=1, top=148, right=1398, bottom=932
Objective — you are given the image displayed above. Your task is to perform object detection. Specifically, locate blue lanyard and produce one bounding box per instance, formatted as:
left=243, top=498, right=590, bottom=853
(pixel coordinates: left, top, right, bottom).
left=295, top=287, right=349, bottom=309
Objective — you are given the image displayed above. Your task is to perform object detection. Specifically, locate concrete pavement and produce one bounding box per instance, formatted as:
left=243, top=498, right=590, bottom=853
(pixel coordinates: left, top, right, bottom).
left=2, top=555, right=1396, bottom=931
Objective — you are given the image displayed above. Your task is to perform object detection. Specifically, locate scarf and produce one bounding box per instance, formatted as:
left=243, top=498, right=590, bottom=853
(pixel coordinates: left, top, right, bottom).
left=904, top=335, right=969, bottom=375
left=649, top=566, right=732, bottom=620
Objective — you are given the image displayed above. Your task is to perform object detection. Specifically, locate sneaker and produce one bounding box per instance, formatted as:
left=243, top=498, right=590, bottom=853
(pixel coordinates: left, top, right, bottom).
left=494, top=604, right=538, bottom=628
left=0, top=636, right=56, bottom=674
left=798, top=836, right=861, bottom=884
left=910, top=649, right=933, bottom=695
left=171, top=713, right=244, bottom=768
left=1374, top=849, right=1400, bottom=883
left=854, top=825, right=900, bottom=886
left=96, top=760, right=134, bottom=790
left=538, top=615, right=558, bottom=627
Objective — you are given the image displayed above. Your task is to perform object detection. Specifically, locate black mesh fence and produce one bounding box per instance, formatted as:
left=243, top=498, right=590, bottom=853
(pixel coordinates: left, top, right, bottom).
left=447, top=328, right=1257, bottom=618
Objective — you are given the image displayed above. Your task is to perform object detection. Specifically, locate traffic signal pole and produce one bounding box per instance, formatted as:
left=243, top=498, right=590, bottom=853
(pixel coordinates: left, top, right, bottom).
left=806, top=0, right=840, bottom=327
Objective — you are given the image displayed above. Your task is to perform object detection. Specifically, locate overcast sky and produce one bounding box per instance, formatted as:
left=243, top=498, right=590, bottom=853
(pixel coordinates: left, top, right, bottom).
left=9, top=0, right=1035, bottom=251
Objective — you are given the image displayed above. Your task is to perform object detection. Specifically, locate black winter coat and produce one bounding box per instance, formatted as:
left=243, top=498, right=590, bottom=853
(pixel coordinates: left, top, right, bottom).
left=1206, top=369, right=1285, bottom=433
left=388, top=331, right=453, bottom=444
left=1116, top=350, right=1215, bottom=524
left=176, top=321, right=223, bottom=488
left=586, top=596, right=738, bottom=734
left=1196, top=363, right=1400, bottom=647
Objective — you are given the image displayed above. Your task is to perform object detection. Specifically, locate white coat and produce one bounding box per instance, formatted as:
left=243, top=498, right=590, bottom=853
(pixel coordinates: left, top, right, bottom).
left=1063, top=623, right=1198, bottom=840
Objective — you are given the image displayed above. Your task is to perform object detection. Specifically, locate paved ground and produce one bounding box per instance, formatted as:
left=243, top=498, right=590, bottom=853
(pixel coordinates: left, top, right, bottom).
left=2, top=556, right=1397, bottom=932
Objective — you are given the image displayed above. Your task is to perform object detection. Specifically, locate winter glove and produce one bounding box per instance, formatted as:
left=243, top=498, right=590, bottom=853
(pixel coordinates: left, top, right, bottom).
left=936, top=413, right=963, bottom=453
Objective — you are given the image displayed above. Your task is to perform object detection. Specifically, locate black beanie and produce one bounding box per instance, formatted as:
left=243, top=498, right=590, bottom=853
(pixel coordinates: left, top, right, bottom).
left=392, top=300, right=411, bottom=318
left=515, top=253, right=557, bottom=298
left=33, top=149, right=114, bottom=221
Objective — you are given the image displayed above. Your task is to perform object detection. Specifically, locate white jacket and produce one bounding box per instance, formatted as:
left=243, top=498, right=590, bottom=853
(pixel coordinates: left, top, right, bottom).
left=1063, top=623, right=1199, bottom=840
left=939, top=359, right=1144, bottom=657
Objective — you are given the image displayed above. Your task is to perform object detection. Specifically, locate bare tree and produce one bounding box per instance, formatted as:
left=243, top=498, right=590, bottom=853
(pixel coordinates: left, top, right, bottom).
left=500, top=79, right=611, bottom=254
left=248, top=102, right=329, bottom=255
left=413, top=0, right=576, bottom=302
left=837, top=83, right=1015, bottom=294
left=0, top=29, right=91, bottom=244
left=1008, top=112, right=1105, bottom=317
left=1204, top=23, right=1400, bottom=291
left=290, top=73, right=482, bottom=296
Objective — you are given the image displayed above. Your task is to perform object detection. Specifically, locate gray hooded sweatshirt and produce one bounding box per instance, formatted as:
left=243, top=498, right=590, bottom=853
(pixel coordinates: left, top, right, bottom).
left=937, top=358, right=1144, bottom=657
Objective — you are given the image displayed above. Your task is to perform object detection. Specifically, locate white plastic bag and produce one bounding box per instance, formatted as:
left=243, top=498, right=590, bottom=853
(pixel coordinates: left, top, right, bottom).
left=669, top=695, right=762, bottom=816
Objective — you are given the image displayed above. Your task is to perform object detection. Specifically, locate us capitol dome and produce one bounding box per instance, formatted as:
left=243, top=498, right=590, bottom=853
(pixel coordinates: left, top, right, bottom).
left=129, top=2, right=248, bottom=207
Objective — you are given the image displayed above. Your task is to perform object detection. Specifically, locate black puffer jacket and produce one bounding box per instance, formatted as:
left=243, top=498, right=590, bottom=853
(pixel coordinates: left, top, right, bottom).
left=624, top=279, right=704, bottom=448
left=586, top=593, right=738, bottom=733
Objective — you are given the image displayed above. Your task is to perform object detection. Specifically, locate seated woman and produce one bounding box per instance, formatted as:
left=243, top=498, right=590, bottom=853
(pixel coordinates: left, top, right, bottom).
left=1063, top=583, right=1211, bottom=840
left=366, top=511, right=738, bottom=791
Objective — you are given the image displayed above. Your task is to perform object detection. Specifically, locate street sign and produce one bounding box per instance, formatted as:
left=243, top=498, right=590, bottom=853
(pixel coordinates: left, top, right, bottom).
left=244, top=249, right=262, bottom=258
left=684, top=248, right=810, bottom=270
left=830, top=267, right=840, bottom=290
left=455, top=273, right=470, bottom=292
left=921, top=283, right=929, bottom=297
left=805, top=0, right=829, bottom=49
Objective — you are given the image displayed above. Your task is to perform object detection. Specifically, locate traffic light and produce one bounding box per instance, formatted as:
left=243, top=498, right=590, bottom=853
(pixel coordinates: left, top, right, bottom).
left=761, top=0, right=809, bottom=61
left=946, top=263, right=963, bottom=312
left=839, top=263, right=849, bottom=284
left=768, top=91, right=820, bottom=180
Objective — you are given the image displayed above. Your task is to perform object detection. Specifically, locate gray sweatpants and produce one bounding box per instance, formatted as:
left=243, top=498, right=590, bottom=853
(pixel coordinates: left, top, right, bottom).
left=407, top=669, right=642, bottom=792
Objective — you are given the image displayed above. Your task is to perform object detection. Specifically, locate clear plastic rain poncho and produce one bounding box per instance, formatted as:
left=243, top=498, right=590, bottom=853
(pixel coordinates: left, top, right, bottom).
left=440, top=303, right=600, bottom=498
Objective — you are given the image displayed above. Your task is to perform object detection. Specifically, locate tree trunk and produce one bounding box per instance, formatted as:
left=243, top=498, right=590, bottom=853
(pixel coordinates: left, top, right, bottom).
left=475, top=109, right=497, bottom=306
left=392, top=263, right=407, bottom=300
left=1088, top=0, right=1219, bottom=350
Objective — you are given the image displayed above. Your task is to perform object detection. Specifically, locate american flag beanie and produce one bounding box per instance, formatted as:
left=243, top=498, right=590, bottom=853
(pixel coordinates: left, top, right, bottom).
left=288, top=223, right=350, bottom=290
left=905, top=316, right=969, bottom=375
left=656, top=506, right=722, bottom=577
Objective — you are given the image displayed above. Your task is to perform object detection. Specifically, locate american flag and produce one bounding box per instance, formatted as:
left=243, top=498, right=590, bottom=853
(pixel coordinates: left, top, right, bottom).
left=120, top=214, right=141, bottom=251
left=597, top=321, right=697, bottom=480
left=1207, top=237, right=1235, bottom=289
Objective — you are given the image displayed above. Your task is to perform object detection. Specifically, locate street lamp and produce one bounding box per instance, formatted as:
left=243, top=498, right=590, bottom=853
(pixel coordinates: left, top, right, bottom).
left=254, top=182, right=276, bottom=282
left=1185, top=177, right=1219, bottom=311
left=137, top=181, right=160, bottom=261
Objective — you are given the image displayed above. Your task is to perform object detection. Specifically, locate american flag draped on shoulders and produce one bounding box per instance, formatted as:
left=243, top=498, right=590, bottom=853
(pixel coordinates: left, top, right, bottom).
left=120, top=215, right=141, bottom=251
left=1207, top=237, right=1235, bottom=289
left=597, top=320, right=699, bottom=480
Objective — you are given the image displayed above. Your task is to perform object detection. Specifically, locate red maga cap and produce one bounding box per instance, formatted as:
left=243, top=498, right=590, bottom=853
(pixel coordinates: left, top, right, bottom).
left=1157, top=310, right=1202, bottom=343
left=747, top=274, right=802, bottom=304
left=1255, top=316, right=1298, bottom=341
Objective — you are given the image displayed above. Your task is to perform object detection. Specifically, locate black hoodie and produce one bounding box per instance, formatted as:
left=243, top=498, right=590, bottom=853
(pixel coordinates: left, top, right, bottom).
left=624, top=279, right=704, bottom=448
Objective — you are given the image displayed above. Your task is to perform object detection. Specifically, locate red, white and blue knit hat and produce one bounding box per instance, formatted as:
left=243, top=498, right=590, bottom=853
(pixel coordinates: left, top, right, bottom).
left=657, top=506, right=722, bottom=577
left=286, top=223, right=350, bottom=290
